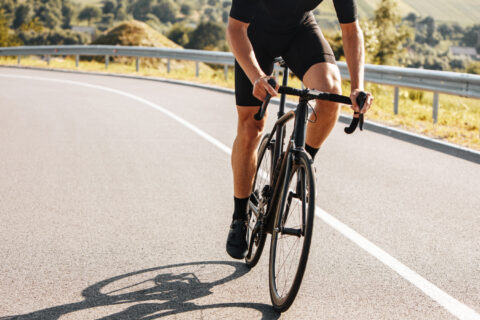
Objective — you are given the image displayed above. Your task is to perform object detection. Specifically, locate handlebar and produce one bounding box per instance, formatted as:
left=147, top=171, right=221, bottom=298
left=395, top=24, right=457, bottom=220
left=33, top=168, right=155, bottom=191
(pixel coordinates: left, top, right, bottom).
left=253, top=78, right=367, bottom=134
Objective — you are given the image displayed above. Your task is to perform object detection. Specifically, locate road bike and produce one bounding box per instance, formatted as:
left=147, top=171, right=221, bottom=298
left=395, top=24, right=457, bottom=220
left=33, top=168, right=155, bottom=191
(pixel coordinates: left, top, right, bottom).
left=245, top=58, right=366, bottom=312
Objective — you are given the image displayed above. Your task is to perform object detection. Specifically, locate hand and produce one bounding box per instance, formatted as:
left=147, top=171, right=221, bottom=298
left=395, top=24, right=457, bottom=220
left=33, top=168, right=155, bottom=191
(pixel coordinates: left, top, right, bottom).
left=350, top=89, right=373, bottom=115
left=252, top=75, right=278, bottom=101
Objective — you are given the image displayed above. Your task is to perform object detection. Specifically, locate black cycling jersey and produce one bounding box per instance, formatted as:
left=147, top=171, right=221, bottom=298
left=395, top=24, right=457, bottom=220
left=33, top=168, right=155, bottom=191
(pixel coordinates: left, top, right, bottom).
left=230, top=0, right=357, bottom=32
left=230, top=0, right=358, bottom=106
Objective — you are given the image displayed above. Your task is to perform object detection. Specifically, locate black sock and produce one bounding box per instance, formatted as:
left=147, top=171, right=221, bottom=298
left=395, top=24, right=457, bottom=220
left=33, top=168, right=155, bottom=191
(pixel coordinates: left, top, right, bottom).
left=232, top=196, right=249, bottom=221
left=305, top=144, right=319, bottom=160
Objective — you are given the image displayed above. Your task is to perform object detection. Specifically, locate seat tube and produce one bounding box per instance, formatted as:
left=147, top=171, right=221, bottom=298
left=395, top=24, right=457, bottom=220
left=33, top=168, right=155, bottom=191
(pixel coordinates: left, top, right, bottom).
left=293, top=100, right=308, bottom=149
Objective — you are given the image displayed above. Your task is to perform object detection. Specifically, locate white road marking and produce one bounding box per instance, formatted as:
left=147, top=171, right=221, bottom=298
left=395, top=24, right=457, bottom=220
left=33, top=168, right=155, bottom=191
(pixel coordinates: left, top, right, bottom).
left=1, top=73, right=479, bottom=320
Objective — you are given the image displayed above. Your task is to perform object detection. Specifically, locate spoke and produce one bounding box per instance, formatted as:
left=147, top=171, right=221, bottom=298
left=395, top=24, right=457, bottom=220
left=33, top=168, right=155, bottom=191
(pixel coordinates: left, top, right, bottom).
left=276, top=234, right=300, bottom=284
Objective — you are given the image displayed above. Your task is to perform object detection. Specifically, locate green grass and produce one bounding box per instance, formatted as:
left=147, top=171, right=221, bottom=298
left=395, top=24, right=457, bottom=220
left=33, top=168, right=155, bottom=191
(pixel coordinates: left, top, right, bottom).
left=1, top=55, right=479, bottom=151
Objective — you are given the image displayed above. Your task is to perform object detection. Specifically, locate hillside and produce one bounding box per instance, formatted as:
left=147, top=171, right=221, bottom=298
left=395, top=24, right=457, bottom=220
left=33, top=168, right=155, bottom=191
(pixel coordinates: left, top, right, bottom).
left=92, top=21, right=210, bottom=72
left=315, top=0, right=480, bottom=28
left=93, top=20, right=181, bottom=48
left=71, top=0, right=480, bottom=28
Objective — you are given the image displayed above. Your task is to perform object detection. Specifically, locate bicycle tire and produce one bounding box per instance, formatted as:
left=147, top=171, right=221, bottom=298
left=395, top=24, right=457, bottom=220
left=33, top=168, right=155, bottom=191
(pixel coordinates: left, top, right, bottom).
left=245, top=134, right=273, bottom=268
left=268, top=151, right=315, bottom=312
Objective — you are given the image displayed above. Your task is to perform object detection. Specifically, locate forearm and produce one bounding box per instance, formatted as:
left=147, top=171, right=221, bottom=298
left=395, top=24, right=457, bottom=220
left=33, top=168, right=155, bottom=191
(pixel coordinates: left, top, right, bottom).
left=226, top=19, right=265, bottom=84
left=341, top=21, right=365, bottom=91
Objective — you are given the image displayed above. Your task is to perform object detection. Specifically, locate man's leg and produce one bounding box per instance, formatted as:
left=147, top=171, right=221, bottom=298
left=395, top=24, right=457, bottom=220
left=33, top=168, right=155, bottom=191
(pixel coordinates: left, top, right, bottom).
left=302, top=62, right=342, bottom=157
left=227, top=105, right=267, bottom=259
left=232, top=106, right=267, bottom=199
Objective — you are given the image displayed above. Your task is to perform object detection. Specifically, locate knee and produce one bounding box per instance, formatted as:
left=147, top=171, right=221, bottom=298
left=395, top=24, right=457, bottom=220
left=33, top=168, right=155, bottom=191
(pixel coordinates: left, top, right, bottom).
left=315, top=74, right=342, bottom=115
left=237, top=118, right=265, bottom=150
left=324, top=71, right=342, bottom=95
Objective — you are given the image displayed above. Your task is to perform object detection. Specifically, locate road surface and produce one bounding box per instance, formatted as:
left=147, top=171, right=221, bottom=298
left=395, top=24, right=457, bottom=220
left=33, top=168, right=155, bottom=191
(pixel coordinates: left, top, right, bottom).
left=0, top=67, right=479, bottom=319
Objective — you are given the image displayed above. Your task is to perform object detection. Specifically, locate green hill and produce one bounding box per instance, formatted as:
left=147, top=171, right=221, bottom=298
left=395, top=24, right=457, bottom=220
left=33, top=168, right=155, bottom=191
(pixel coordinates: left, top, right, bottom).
left=93, top=20, right=181, bottom=48
left=72, top=0, right=480, bottom=27
left=92, top=20, right=211, bottom=72
left=315, top=0, right=479, bottom=28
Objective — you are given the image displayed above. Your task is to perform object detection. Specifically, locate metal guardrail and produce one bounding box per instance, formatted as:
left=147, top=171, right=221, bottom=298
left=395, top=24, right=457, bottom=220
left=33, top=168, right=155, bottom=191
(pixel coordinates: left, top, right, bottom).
left=1, top=45, right=480, bottom=123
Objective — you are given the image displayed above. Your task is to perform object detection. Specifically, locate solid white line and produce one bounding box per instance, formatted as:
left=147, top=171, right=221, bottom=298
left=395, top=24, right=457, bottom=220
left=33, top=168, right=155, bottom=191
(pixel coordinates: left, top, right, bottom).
left=2, top=73, right=479, bottom=320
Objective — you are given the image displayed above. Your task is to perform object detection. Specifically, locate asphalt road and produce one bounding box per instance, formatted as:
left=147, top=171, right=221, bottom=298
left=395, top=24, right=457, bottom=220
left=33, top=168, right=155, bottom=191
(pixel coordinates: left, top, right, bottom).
left=0, top=67, right=479, bottom=320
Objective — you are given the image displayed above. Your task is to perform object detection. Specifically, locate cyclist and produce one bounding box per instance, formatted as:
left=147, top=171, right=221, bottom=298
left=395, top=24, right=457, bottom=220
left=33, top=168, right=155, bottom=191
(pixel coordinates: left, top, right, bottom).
left=226, top=0, right=374, bottom=259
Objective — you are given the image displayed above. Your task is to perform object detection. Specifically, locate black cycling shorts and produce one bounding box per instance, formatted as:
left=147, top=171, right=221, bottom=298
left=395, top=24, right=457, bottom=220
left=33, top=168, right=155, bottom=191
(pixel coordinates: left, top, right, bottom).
left=235, top=14, right=336, bottom=107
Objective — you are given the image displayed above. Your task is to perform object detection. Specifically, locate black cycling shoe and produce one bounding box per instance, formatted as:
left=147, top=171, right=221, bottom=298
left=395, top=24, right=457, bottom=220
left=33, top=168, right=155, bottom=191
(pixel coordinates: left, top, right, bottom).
left=226, top=219, right=248, bottom=259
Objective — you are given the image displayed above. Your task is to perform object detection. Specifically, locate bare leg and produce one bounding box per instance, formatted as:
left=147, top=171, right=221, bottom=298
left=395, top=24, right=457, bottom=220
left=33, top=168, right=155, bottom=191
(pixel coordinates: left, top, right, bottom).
left=231, top=106, right=267, bottom=198
left=302, top=62, right=342, bottom=148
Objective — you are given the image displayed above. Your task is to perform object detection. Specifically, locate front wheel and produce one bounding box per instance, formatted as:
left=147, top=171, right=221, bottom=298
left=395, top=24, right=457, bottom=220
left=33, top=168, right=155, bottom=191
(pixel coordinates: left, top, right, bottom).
left=245, top=134, right=272, bottom=268
left=268, top=151, right=315, bottom=312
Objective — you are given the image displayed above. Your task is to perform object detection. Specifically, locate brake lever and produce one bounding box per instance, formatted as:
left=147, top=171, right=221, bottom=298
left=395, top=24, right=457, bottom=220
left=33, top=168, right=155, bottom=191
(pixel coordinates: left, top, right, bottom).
left=344, top=92, right=367, bottom=134
left=253, top=78, right=277, bottom=121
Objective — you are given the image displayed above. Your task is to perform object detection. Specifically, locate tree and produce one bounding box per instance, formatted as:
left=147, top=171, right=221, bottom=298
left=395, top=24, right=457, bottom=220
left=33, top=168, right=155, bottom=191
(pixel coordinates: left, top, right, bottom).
left=102, top=0, right=116, bottom=14
left=180, top=3, right=192, bottom=15
left=61, top=0, right=75, bottom=29
left=167, top=22, right=193, bottom=46
left=78, top=5, right=101, bottom=26
left=365, top=0, right=411, bottom=65
left=152, top=0, right=179, bottom=23
left=115, top=0, right=129, bottom=21
left=98, top=13, right=115, bottom=30
left=437, top=23, right=453, bottom=40
left=131, top=0, right=155, bottom=21
left=0, top=9, right=21, bottom=46
left=187, top=21, right=225, bottom=50
left=462, top=24, right=480, bottom=51
left=13, top=4, right=30, bottom=29
left=35, top=0, right=63, bottom=29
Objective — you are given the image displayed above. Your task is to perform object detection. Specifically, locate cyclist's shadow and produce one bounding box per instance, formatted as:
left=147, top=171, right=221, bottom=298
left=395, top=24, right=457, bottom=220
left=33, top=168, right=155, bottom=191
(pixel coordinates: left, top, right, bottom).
left=3, top=261, right=279, bottom=320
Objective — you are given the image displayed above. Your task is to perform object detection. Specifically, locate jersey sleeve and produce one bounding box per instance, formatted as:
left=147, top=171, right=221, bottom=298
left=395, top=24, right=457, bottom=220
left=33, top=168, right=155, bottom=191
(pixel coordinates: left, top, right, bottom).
left=333, top=0, right=358, bottom=24
left=229, top=0, right=256, bottom=23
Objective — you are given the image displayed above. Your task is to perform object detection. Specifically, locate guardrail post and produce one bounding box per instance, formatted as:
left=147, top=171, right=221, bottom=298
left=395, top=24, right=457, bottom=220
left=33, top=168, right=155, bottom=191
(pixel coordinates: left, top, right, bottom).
left=394, top=86, right=399, bottom=115
left=105, top=55, right=109, bottom=70
left=195, top=62, right=199, bottom=77
left=17, top=56, right=21, bottom=65
left=433, top=92, right=439, bottom=124
left=224, top=65, right=228, bottom=81
left=136, top=57, right=139, bottom=72
left=275, top=68, right=279, bottom=81
left=46, top=55, right=50, bottom=65
left=75, top=55, right=79, bottom=68
left=167, top=58, right=171, bottom=73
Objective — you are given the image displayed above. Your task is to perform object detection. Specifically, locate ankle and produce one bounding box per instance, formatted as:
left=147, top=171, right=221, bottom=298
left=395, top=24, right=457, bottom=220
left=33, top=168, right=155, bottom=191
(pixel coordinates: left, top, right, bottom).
left=305, top=144, right=319, bottom=160
left=232, top=196, right=249, bottom=221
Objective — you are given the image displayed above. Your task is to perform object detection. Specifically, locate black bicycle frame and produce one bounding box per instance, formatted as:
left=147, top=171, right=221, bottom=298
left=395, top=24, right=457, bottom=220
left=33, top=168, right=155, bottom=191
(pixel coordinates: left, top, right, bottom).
left=263, top=67, right=310, bottom=232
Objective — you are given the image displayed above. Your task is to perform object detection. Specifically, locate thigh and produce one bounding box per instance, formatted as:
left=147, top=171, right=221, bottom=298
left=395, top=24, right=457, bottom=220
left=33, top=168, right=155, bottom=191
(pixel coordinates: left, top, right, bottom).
left=282, top=15, right=336, bottom=81
left=234, top=28, right=275, bottom=107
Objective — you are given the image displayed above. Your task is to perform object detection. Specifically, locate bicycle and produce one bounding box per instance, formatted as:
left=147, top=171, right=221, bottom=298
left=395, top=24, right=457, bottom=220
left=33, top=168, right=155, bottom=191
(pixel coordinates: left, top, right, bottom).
left=245, top=58, right=366, bottom=312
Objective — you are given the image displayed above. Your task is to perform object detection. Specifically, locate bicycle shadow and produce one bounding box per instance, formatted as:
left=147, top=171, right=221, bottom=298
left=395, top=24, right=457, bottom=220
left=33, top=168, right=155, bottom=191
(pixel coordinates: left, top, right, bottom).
left=2, top=261, right=280, bottom=320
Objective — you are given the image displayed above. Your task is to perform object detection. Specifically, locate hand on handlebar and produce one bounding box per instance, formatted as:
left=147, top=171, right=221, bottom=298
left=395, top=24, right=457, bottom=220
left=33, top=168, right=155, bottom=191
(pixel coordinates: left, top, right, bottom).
left=344, top=89, right=373, bottom=134
left=350, top=88, right=374, bottom=116
left=253, top=76, right=278, bottom=101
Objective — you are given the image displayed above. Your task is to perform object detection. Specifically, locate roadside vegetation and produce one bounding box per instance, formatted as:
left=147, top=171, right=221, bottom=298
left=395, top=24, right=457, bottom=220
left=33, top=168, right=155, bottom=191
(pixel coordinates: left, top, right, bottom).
left=1, top=53, right=478, bottom=151
left=0, top=0, right=479, bottom=150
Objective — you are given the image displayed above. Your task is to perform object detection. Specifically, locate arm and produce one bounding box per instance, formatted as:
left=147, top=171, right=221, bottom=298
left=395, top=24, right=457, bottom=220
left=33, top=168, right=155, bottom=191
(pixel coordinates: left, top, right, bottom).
left=340, top=21, right=373, bottom=113
left=226, top=17, right=277, bottom=101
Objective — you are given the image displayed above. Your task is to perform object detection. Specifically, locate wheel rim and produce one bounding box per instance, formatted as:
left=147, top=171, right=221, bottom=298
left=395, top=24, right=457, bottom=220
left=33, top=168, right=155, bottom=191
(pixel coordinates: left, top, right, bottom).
left=246, top=140, right=272, bottom=261
left=271, top=164, right=309, bottom=301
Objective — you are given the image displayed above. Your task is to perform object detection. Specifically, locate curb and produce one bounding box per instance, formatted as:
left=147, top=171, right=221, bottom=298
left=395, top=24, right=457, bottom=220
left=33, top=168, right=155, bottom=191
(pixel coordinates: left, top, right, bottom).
left=1, top=64, right=479, bottom=164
